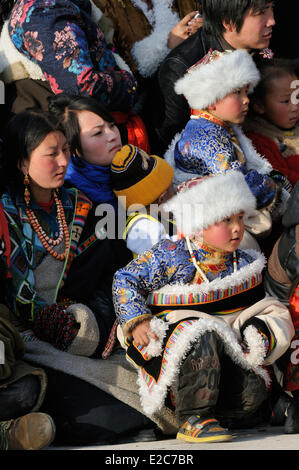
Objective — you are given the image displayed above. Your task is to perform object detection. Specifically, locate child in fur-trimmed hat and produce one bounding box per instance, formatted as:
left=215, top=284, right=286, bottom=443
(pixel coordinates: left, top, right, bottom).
left=113, top=170, right=294, bottom=444
left=165, top=49, right=290, bottom=239
left=111, top=144, right=176, bottom=256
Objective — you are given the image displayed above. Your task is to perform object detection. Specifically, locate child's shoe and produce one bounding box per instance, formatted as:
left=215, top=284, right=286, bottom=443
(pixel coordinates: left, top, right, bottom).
left=176, top=415, right=232, bottom=443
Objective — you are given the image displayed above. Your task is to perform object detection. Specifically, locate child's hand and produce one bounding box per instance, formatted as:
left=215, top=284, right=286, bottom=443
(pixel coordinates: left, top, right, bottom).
left=132, top=320, right=159, bottom=347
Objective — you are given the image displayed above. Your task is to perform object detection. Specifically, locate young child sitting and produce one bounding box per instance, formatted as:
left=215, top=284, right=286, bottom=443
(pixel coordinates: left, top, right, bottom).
left=111, top=144, right=176, bottom=257
left=165, top=49, right=290, bottom=229
left=245, top=57, right=299, bottom=187
left=113, top=170, right=294, bottom=443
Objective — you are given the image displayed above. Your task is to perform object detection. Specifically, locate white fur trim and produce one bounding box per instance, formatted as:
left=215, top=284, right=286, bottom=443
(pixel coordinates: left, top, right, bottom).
left=143, top=317, right=169, bottom=357
left=232, top=124, right=273, bottom=175
left=0, top=20, right=45, bottom=83
left=242, top=325, right=266, bottom=367
left=151, top=249, right=266, bottom=297
left=131, top=0, right=179, bottom=77
left=164, top=132, right=192, bottom=190
left=163, top=170, right=256, bottom=235
left=174, top=49, right=260, bottom=110
left=138, top=317, right=271, bottom=416
left=112, top=52, right=132, bottom=74
left=90, top=0, right=103, bottom=23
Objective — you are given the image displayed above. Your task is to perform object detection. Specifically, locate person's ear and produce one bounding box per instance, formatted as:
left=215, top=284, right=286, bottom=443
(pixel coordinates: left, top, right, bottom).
left=222, top=20, right=235, bottom=33
left=18, top=159, right=29, bottom=176
left=207, top=104, right=216, bottom=111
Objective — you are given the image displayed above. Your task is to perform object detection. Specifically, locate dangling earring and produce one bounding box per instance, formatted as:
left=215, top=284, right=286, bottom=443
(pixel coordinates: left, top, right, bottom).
left=24, top=174, right=30, bottom=206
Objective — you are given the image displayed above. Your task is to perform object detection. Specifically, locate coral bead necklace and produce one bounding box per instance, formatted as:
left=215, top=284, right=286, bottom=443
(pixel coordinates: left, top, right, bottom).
left=25, top=191, right=70, bottom=261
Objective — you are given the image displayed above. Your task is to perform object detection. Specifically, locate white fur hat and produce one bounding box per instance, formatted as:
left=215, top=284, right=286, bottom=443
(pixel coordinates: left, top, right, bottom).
left=174, top=49, right=260, bottom=110
left=163, top=171, right=256, bottom=236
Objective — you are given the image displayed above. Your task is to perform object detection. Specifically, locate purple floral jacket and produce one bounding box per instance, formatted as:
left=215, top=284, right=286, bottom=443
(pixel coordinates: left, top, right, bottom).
left=8, top=0, right=137, bottom=111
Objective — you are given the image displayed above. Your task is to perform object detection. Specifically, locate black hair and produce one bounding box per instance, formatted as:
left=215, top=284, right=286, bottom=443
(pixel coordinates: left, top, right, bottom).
left=202, top=0, right=274, bottom=38
left=251, top=56, right=298, bottom=104
left=0, top=109, right=65, bottom=195
left=48, top=94, right=115, bottom=158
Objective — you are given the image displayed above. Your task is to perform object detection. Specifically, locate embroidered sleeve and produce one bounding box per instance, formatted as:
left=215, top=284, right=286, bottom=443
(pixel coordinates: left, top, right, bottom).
left=175, top=121, right=277, bottom=209
left=112, top=239, right=182, bottom=334
left=9, top=0, right=137, bottom=111
left=175, top=122, right=241, bottom=175
left=241, top=168, right=277, bottom=209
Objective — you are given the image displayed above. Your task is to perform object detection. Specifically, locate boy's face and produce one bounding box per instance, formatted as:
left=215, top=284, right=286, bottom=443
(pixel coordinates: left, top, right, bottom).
left=255, top=74, right=299, bottom=129
left=223, top=2, right=275, bottom=51
left=209, top=85, right=249, bottom=124
left=202, top=212, right=245, bottom=252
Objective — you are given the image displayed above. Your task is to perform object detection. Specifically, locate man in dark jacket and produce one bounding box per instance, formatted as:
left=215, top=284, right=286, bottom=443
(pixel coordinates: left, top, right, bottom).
left=156, top=0, right=275, bottom=153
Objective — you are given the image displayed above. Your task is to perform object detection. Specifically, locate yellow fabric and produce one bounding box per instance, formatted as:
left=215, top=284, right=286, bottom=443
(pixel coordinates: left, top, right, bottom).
left=113, top=154, right=174, bottom=209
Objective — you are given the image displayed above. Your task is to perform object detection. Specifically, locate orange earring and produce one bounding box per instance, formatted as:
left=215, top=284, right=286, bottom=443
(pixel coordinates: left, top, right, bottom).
left=24, top=174, right=30, bottom=206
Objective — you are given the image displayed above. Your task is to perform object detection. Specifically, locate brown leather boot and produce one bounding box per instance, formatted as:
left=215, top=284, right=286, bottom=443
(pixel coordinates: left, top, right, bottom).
left=0, top=412, right=56, bottom=450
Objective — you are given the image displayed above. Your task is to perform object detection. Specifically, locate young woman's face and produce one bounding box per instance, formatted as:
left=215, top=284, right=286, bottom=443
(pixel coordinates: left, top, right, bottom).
left=256, top=74, right=299, bottom=129
left=224, top=2, right=275, bottom=50
left=21, top=131, right=70, bottom=201
left=202, top=212, right=245, bottom=252
left=210, top=85, right=250, bottom=124
left=77, top=111, right=122, bottom=166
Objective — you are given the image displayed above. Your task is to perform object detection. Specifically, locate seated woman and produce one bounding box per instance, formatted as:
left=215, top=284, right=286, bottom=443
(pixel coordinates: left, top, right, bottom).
left=48, top=94, right=122, bottom=210
left=0, top=108, right=157, bottom=445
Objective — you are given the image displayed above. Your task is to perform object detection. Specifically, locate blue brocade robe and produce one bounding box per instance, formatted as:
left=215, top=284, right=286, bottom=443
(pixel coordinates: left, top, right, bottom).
left=174, top=115, right=277, bottom=209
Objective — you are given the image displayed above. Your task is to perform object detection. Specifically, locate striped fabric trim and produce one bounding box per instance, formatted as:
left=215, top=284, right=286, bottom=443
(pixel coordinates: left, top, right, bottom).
left=140, top=319, right=195, bottom=391
left=62, top=194, right=93, bottom=283
left=147, top=274, right=262, bottom=307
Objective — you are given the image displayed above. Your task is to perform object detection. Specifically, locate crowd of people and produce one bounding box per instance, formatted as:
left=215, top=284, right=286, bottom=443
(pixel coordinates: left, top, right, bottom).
left=0, top=0, right=299, bottom=450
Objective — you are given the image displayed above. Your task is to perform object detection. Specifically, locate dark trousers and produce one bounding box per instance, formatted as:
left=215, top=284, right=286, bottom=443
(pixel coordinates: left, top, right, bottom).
left=175, top=331, right=269, bottom=426
left=39, top=367, right=154, bottom=446
left=0, top=375, right=41, bottom=421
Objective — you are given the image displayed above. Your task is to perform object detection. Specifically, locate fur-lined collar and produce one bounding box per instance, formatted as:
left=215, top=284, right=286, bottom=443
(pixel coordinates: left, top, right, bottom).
left=151, top=248, right=266, bottom=296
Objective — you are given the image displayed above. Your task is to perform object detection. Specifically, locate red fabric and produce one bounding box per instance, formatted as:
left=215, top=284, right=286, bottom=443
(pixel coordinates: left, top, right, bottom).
left=111, top=111, right=150, bottom=154
left=246, top=132, right=299, bottom=187
left=0, top=202, right=11, bottom=277
left=284, top=286, right=299, bottom=392
left=37, top=198, right=55, bottom=214
left=33, top=303, right=78, bottom=351
left=289, top=287, right=299, bottom=332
